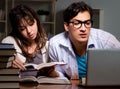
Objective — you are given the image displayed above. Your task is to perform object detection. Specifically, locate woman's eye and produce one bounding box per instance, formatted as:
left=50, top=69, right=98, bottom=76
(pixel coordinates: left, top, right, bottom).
left=28, top=22, right=34, bottom=26
left=18, top=27, right=26, bottom=31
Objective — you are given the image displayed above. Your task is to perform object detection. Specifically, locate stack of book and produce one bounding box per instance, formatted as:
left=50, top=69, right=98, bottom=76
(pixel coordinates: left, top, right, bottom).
left=0, top=43, right=20, bottom=88
left=0, top=68, right=20, bottom=88
left=0, top=43, right=16, bottom=68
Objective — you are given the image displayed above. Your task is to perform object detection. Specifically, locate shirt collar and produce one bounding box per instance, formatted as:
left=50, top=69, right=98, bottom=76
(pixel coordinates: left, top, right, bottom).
left=87, top=30, right=95, bottom=49
left=59, top=32, right=95, bottom=50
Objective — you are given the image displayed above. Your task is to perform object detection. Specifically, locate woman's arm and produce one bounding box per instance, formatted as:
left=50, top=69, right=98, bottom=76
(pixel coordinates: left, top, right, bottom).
left=1, top=36, right=26, bottom=70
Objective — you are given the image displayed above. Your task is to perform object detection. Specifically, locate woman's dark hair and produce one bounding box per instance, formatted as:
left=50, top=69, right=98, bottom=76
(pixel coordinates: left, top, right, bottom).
left=63, top=1, right=93, bottom=24
left=9, top=4, right=47, bottom=60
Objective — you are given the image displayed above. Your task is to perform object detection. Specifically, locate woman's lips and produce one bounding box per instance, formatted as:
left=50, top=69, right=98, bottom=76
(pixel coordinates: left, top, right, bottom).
left=29, top=34, right=35, bottom=38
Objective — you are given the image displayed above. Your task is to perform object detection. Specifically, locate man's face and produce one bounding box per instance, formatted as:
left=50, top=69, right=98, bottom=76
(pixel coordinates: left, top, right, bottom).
left=64, top=11, right=92, bottom=44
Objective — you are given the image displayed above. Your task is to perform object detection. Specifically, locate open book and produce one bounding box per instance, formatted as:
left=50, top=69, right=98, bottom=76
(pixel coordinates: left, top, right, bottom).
left=19, top=62, right=70, bottom=84
left=20, top=76, right=71, bottom=84
left=24, top=62, right=66, bottom=70
left=20, top=83, right=70, bottom=89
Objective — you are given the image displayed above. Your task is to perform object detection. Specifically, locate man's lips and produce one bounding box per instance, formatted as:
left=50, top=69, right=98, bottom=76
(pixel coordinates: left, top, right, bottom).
left=79, top=34, right=87, bottom=38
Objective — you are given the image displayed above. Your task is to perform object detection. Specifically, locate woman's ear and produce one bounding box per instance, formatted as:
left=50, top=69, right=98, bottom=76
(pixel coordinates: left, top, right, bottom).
left=64, top=22, right=69, bottom=32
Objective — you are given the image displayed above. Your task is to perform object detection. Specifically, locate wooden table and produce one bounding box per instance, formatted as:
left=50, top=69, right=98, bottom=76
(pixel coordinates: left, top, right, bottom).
left=19, top=80, right=120, bottom=89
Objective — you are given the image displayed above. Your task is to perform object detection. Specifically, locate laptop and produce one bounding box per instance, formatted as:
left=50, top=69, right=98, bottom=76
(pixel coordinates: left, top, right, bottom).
left=80, top=49, right=120, bottom=86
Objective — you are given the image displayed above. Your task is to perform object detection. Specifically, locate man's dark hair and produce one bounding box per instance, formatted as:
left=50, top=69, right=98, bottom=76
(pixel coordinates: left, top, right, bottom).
left=63, top=1, right=93, bottom=24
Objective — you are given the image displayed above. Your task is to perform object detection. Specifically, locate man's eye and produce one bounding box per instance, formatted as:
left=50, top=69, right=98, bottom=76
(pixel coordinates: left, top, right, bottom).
left=73, top=22, right=79, bottom=25
left=85, top=21, right=91, bottom=25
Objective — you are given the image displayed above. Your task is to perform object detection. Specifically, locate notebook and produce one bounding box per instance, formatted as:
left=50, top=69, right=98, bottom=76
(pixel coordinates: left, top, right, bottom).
left=80, top=49, right=120, bottom=86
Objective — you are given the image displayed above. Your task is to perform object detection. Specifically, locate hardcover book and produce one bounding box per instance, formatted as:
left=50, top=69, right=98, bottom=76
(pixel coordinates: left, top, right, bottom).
left=20, top=62, right=70, bottom=84
left=0, top=43, right=14, bottom=49
left=0, top=49, right=16, bottom=56
left=0, top=43, right=16, bottom=56
left=20, top=76, right=71, bottom=84
left=0, top=61, right=14, bottom=68
left=0, top=75, right=19, bottom=82
left=0, top=82, right=19, bottom=89
left=0, top=56, right=15, bottom=62
left=0, top=68, right=19, bottom=75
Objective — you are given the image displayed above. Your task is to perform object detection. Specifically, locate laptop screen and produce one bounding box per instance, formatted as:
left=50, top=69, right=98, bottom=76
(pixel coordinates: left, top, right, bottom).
left=85, top=49, right=120, bottom=86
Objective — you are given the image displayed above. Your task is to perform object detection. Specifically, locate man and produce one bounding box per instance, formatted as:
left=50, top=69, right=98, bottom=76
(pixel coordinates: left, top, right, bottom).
left=49, top=1, right=120, bottom=79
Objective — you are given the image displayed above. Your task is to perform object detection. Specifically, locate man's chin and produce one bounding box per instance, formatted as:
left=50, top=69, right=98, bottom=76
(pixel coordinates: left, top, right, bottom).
left=78, top=39, right=88, bottom=43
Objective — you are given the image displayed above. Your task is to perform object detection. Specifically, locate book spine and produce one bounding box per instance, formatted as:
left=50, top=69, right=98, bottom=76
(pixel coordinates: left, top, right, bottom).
left=0, top=56, right=15, bottom=62
left=0, top=75, right=19, bottom=82
left=0, top=68, right=19, bottom=75
left=0, top=43, right=14, bottom=49
left=0, top=82, right=19, bottom=88
left=0, top=61, right=13, bottom=68
left=0, top=49, right=16, bottom=56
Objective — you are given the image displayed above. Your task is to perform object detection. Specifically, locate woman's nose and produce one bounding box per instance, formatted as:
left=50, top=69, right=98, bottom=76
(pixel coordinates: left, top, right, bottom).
left=26, top=26, right=32, bottom=33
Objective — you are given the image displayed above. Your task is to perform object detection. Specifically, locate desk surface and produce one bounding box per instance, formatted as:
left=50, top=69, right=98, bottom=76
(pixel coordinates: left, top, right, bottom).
left=19, top=80, right=120, bottom=89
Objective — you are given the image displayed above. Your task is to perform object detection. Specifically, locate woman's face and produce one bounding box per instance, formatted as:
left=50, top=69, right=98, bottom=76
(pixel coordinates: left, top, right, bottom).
left=18, top=19, right=38, bottom=41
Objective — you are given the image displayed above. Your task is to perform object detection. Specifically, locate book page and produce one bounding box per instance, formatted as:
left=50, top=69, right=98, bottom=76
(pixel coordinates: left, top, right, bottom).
left=24, top=62, right=66, bottom=70
left=24, top=63, right=38, bottom=69
left=37, top=84, right=70, bottom=89
left=20, top=76, right=37, bottom=82
left=82, top=77, right=86, bottom=85
left=20, top=74, right=71, bottom=84
left=37, top=76, right=71, bottom=84
left=37, top=62, right=66, bottom=70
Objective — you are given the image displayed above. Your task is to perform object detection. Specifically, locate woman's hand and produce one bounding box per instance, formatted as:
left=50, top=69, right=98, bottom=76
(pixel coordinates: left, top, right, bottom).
left=12, top=56, right=26, bottom=71
left=37, top=66, right=59, bottom=77
left=48, top=66, right=59, bottom=77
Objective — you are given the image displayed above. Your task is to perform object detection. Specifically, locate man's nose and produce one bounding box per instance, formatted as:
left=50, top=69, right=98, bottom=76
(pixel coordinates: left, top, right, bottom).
left=79, top=23, right=86, bottom=31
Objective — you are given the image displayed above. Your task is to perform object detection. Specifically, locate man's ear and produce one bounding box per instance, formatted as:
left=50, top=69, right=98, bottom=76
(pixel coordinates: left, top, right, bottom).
left=64, top=22, right=69, bottom=32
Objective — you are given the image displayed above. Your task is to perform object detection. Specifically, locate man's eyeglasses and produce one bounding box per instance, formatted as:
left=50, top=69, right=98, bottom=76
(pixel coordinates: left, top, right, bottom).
left=69, top=19, right=93, bottom=29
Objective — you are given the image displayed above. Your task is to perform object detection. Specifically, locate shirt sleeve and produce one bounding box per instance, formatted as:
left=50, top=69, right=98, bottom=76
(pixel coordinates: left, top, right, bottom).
left=1, top=36, right=26, bottom=63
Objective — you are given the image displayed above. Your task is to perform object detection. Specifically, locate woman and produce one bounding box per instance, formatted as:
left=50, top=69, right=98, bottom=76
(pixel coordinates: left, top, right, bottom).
left=2, top=4, right=58, bottom=77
